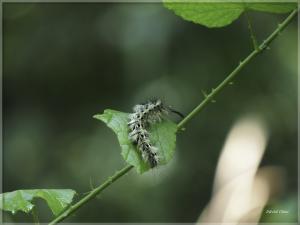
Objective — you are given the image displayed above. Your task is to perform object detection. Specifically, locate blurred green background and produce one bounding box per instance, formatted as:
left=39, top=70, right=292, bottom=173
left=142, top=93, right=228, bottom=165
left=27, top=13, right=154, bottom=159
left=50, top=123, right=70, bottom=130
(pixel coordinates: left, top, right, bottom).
left=3, top=3, right=298, bottom=223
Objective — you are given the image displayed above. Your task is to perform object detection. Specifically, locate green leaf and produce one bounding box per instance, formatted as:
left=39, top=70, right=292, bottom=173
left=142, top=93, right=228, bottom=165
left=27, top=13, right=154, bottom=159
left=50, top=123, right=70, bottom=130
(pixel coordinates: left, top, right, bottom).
left=246, top=3, right=297, bottom=14
left=163, top=2, right=297, bottom=28
left=0, top=189, right=76, bottom=216
left=164, top=3, right=245, bottom=28
left=94, top=109, right=177, bottom=174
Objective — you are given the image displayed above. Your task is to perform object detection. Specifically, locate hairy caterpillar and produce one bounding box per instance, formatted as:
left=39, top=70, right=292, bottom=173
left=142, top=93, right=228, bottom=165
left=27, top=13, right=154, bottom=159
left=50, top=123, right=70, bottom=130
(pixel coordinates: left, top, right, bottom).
left=128, top=99, right=183, bottom=168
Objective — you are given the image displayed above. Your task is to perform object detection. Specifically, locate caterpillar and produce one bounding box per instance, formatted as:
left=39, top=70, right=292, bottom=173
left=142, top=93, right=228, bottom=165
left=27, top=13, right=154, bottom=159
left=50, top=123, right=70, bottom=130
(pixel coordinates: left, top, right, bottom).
left=128, top=99, right=183, bottom=168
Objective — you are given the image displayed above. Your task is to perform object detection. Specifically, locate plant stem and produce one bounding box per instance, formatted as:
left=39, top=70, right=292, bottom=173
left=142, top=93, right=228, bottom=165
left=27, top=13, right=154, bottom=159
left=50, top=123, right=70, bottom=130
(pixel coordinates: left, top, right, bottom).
left=48, top=165, right=133, bottom=225
left=48, top=8, right=297, bottom=225
left=177, top=8, right=298, bottom=131
left=245, top=11, right=259, bottom=51
left=31, top=208, right=40, bottom=225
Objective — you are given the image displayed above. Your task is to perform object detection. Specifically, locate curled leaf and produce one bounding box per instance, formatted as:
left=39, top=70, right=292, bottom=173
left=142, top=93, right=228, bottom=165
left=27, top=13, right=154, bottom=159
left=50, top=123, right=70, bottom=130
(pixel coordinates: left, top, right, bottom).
left=94, top=109, right=177, bottom=174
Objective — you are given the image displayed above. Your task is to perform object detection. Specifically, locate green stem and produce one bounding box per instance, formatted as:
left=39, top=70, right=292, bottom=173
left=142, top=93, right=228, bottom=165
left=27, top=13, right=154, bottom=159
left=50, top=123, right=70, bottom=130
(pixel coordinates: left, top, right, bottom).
left=48, top=165, right=133, bottom=225
left=48, top=8, right=298, bottom=225
left=245, top=11, right=259, bottom=51
left=32, top=207, right=40, bottom=225
left=177, top=8, right=298, bottom=130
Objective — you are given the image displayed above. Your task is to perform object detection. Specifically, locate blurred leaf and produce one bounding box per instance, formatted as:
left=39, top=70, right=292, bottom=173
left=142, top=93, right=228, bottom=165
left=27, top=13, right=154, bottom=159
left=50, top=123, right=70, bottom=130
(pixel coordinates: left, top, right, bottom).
left=94, top=109, right=177, bottom=174
left=0, top=189, right=76, bottom=216
left=247, top=3, right=297, bottom=14
left=163, top=2, right=296, bottom=28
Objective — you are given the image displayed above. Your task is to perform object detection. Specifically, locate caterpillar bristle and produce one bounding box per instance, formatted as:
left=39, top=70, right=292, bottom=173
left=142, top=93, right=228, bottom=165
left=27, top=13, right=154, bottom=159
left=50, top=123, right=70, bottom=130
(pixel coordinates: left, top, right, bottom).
left=128, top=98, right=181, bottom=168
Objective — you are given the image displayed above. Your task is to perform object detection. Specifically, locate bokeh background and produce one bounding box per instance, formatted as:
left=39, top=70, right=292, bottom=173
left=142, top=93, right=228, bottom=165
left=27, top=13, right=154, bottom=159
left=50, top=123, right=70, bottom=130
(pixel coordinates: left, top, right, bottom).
left=3, top=3, right=298, bottom=223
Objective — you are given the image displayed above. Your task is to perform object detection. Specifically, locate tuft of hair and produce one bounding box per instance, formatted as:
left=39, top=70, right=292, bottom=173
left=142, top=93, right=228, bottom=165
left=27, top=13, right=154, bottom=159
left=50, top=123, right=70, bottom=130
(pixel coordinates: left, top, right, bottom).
left=128, top=98, right=181, bottom=168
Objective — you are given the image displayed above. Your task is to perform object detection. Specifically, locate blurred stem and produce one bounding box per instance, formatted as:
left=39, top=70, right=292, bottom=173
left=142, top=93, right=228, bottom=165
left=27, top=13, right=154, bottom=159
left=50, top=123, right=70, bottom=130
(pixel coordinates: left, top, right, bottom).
left=48, top=165, right=133, bottom=225
left=177, top=8, right=298, bottom=131
left=48, top=8, right=298, bottom=225
left=31, top=208, right=39, bottom=225
left=245, top=11, right=259, bottom=51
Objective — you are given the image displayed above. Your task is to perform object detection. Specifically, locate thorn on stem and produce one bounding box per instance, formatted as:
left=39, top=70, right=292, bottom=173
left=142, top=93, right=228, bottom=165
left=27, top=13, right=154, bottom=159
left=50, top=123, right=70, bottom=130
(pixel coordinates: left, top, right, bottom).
left=201, top=89, right=208, bottom=98
left=108, top=176, right=113, bottom=184
left=229, top=81, right=234, bottom=85
left=89, top=177, right=95, bottom=191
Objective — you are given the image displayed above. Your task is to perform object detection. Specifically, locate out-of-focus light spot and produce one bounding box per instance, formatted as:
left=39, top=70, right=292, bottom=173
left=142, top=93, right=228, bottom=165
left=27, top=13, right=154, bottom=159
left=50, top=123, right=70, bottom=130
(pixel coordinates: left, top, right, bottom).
left=198, top=116, right=273, bottom=224
left=213, top=117, right=268, bottom=193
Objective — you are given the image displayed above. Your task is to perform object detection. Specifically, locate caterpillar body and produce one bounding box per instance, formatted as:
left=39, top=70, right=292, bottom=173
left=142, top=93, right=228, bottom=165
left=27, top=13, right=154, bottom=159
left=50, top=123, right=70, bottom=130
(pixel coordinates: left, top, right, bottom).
left=128, top=99, right=183, bottom=168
